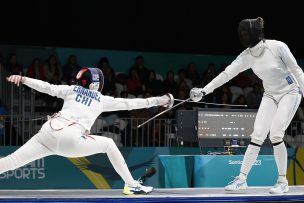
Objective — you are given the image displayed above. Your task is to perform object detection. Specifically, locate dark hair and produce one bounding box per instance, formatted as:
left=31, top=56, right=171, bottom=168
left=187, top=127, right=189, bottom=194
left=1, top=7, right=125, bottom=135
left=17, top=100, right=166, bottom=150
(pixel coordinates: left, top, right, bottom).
left=178, top=69, right=186, bottom=75
left=99, top=57, right=109, bottom=64
left=166, top=70, right=174, bottom=78
left=68, top=54, right=76, bottom=61
left=8, top=53, right=17, bottom=63
left=47, top=55, right=59, bottom=72
left=32, top=57, right=40, bottom=65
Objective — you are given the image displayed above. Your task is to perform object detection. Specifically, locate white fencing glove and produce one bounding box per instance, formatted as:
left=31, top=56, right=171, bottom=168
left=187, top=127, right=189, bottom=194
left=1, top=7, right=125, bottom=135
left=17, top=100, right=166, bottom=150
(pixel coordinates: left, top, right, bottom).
left=158, top=93, right=174, bottom=108
left=6, top=75, right=25, bottom=86
left=190, top=88, right=206, bottom=102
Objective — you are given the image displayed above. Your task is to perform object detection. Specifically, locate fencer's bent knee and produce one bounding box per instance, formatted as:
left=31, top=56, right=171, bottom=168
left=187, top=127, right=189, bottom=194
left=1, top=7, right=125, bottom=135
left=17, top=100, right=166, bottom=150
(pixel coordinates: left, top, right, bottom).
left=250, top=128, right=268, bottom=146
left=250, top=138, right=264, bottom=146
left=270, top=136, right=283, bottom=144
left=269, top=129, right=284, bottom=144
left=250, top=130, right=266, bottom=146
left=104, top=138, right=117, bottom=153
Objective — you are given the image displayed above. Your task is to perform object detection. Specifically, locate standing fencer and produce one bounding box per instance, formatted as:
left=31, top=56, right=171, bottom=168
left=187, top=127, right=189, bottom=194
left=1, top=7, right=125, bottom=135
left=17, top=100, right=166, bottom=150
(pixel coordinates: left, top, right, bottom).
left=190, top=17, right=304, bottom=194
left=4, top=67, right=174, bottom=195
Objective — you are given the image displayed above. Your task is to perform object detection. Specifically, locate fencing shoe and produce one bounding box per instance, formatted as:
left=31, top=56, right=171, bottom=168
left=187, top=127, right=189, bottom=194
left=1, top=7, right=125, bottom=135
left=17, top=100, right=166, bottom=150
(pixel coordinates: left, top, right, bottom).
left=123, top=181, right=153, bottom=195
left=224, top=176, right=248, bottom=191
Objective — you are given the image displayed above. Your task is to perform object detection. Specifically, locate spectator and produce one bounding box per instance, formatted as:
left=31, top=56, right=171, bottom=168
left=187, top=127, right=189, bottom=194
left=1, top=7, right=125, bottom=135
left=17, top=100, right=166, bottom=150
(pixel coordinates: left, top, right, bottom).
left=186, top=62, right=200, bottom=87
left=62, top=55, right=81, bottom=85
left=6, top=53, right=23, bottom=76
left=215, top=85, right=232, bottom=104
left=201, top=63, right=217, bottom=86
left=176, top=89, right=192, bottom=110
left=97, top=57, right=112, bottom=73
left=115, top=73, right=129, bottom=98
left=145, top=70, right=163, bottom=96
left=44, top=55, right=62, bottom=83
left=130, top=56, right=149, bottom=84
left=127, top=69, right=143, bottom=97
left=26, top=58, right=45, bottom=80
left=177, top=69, right=192, bottom=92
left=233, top=94, right=247, bottom=108
left=97, top=57, right=116, bottom=95
left=163, top=70, right=178, bottom=97
left=219, top=93, right=232, bottom=109
left=103, top=65, right=116, bottom=96
left=231, top=71, right=252, bottom=88
left=247, top=83, right=263, bottom=109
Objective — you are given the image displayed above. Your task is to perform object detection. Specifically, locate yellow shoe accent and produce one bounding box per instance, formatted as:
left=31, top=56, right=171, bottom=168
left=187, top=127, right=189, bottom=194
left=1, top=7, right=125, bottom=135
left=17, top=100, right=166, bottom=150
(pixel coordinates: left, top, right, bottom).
left=123, top=186, right=134, bottom=195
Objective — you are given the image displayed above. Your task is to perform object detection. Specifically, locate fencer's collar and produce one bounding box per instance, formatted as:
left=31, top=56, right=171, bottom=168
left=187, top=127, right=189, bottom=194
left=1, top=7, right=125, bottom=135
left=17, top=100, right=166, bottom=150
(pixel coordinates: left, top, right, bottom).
left=249, top=40, right=265, bottom=57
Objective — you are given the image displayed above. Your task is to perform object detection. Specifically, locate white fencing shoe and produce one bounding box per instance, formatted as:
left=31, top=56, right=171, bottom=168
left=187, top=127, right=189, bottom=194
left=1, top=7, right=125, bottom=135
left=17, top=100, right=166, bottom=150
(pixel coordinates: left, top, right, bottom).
left=224, top=176, right=248, bottom=191
left=123, top=181, right=153, bottom=195
left=269, top=180, right=289, bottom=194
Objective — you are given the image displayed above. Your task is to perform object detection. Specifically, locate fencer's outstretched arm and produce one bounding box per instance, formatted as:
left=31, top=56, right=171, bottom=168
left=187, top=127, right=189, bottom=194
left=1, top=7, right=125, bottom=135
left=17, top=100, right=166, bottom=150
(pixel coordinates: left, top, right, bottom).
left=279, top=42, right=304, bottom=94
left=190, top=52, right=250, bottom=101
left=203, top=53, right=250, bottom=95
left=102, top=95, right=172, bottom=112
left=6, top=75, right=72, bottom=99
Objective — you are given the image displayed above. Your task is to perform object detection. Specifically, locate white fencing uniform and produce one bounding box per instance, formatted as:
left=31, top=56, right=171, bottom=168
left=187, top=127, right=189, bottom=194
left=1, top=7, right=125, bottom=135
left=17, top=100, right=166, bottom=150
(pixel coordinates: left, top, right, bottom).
left=0, top=77, right=163, bottom=186
left=201, top=39, right=303, bottom=183
left=204, top=40, right=303, bottom=145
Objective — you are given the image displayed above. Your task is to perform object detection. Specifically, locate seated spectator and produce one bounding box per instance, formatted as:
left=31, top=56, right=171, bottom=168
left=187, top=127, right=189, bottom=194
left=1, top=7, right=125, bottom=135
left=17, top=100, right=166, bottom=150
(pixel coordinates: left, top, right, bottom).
left=176, top=89, right=192, bottom=110
left=127, top=69, right=143, bottom=97
left=26, top=58, right=45, bottom=80
left=186, top=62, right=200, bottom=87
left=115, top=72, right=128, bottom=97
left=233, top=94, right=247, bottom=108
left=215, top=85, right=233, bottom=106
left=219, top=93, right=232, bottom=109
left=247, top=83, right=263, bottom=109
left=6, top=53, right=23, bottom=76
left=163, top=70, right=178, bottom=97
left=231, top=71, right=252, bottom=88
left=201, top=63, right=217, bottom=86
left=215, top=85, right=232, bottom=103
left=177, top=69, right=192, bottom=92
left=130, top=56, right=149, bottom=83
left=62, top=55, right=81, bottom=85
left=97, top=57, right=111, bottom=73
left=44, top=55, right=62, bottom=83
left=97, top=57, right=116, bottom=95
left=145, top=70, right=163, bottom=96
left=103, top=65, right=116, bottom=96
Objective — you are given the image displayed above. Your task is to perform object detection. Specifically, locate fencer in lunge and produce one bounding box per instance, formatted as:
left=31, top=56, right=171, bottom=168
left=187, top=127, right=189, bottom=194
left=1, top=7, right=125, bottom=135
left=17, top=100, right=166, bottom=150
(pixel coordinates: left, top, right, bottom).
left=3, top=67, right=174, bottom=195
left=190, top=17, right=304, bottom=194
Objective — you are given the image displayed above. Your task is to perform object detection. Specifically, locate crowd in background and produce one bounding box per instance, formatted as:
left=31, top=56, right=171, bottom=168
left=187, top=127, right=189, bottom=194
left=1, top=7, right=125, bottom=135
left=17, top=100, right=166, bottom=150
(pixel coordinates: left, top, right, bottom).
left=2, top=53, right=304, bottom=146
left=1, top=53, right=267, bottom=112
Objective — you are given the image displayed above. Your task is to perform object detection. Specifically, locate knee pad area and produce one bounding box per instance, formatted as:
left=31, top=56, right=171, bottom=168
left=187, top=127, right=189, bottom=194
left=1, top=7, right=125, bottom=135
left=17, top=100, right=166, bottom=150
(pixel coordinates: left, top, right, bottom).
left=250, top=137, right=264, bottom=146
left=270, top=138, right=284, bottom=145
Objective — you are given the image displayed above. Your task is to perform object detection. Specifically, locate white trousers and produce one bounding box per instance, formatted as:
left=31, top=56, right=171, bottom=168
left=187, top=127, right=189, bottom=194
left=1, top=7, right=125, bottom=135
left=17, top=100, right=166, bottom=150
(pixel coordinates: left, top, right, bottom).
left=0, top=117, right=135, bottom=185
left=251, top=89, right=302, bottom=145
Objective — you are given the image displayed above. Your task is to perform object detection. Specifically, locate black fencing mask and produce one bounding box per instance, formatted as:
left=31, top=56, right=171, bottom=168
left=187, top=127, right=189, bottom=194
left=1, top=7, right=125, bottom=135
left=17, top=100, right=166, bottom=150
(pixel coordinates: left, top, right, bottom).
left=238, top=17, right=264, bottom=48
